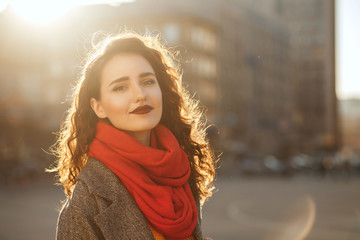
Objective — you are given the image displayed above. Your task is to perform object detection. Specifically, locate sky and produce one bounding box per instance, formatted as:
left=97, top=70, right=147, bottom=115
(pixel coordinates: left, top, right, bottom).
left=0, top=0, right=359, bottom=100
left=336, top=0, right=360, bottom=99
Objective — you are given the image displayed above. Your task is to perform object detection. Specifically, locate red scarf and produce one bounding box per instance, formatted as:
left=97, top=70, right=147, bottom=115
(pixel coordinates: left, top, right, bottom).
left=88, top=121, right=198, bottom=240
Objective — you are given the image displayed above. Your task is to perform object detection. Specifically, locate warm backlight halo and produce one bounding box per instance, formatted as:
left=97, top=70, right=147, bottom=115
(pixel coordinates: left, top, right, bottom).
left=5, top=0, right=135, bottom=25
left=9, top=0, right=73, bottom=25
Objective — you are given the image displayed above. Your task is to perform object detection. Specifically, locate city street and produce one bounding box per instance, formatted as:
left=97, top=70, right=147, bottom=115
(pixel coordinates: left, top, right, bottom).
left=0, top=175, right=359, bottom=240
left=202, top=175, right=360, bottom=240
left=0, top=1, right=358, bottom=240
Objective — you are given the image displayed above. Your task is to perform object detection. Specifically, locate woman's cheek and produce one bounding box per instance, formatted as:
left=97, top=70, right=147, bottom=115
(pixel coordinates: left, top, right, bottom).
left=106, top=95, right=128, bottom=114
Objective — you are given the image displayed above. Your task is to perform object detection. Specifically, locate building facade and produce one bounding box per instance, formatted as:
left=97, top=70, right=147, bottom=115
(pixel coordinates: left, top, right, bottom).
left=276, top=0, right=339, bottom=153
left=0, top=0, right=338, bottom=173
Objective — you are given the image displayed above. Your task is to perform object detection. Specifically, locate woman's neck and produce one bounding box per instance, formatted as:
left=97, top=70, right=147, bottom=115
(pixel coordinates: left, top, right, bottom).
left=123, top=130, right=151, bottom=146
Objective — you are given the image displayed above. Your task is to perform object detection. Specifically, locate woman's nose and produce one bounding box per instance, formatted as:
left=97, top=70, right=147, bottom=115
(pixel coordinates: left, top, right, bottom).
left=132, top=83, right=147, bottom=102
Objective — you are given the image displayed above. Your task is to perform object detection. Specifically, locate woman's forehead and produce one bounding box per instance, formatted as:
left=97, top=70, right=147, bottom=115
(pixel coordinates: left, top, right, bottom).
left=100, top=53, right=155, bottom=84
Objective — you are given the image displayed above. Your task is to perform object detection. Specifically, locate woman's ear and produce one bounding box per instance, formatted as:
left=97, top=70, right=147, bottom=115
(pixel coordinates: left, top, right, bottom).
left=90, top=98, right=107, bottom=119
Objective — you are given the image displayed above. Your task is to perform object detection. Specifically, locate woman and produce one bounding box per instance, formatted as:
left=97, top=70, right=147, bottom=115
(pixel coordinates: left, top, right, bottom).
left=51, top=32, right=216, bottom=240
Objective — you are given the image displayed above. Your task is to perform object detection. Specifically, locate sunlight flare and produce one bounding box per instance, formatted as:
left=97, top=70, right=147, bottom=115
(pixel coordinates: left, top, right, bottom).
left=7, top=0, right=135, bottom=25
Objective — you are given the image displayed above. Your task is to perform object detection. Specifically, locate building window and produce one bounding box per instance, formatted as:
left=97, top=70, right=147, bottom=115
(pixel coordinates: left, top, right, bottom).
left=191, top=55, right=217, bottom=77
left=163, top=23, right=180, bottom=45
left=191, top=26, right=216, bottom=52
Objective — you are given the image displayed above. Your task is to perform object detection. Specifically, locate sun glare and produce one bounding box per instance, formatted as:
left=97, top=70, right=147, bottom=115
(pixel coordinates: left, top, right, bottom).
left=10, top=0, right=73, bottom=25
left=5, top=0, right=135, bottom=25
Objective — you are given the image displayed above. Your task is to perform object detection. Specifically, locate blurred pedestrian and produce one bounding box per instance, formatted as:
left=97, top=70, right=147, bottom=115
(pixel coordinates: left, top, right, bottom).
left=50, top=32, right=216, bottom=240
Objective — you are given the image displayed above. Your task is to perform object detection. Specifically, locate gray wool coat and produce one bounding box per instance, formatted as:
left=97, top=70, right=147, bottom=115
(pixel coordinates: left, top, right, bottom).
left=56, top=158, right=203, bottom=240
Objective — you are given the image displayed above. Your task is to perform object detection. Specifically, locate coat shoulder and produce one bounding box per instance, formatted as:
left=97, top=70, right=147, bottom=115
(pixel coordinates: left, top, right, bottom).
left=56, top=158, right=154, bottom=240
left=56, top=180, right=104, bottom=240
left=58, top=158, right=119, bottom=218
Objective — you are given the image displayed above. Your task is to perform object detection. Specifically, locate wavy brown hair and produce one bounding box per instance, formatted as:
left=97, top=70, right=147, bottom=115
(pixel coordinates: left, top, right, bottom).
left=50, top=32, right=216, bottom=204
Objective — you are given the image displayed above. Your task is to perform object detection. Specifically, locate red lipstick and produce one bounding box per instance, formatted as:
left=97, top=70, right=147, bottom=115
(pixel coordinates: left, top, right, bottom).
left=130, top=105, right=153, bottom=114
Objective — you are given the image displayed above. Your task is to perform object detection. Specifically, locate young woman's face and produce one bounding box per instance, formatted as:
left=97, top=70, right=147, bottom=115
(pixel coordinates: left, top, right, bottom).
left=91, top=53, right=162, bottom=142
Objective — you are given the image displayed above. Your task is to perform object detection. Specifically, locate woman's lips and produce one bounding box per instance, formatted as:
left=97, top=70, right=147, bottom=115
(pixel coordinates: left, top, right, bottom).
left=130, top=105, right=153, bottom=114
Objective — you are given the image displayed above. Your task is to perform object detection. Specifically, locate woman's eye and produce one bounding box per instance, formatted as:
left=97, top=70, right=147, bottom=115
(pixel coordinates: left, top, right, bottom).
left=143, top=79, right=156, bottom=86
left=113, top=85, right=127, bottom=91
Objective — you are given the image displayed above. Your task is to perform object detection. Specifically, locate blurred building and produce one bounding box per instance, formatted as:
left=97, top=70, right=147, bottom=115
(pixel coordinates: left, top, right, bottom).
left=0, top=0, right=339, bottom=177
left=0, top=7, right=72, bottom=182
left=212, top=1, right=294, bottom=158
left=339, top=99, right=360, bottom=154
left=275, top=0, right=339, bottom=154
left=102, top=0, right=338, bottom=158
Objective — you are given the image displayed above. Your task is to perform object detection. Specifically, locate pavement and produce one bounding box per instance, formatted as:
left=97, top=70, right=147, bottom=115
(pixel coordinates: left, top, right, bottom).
left=202, top=175, right=360, bottom=240
left=0, top=174, right=359, bottom=240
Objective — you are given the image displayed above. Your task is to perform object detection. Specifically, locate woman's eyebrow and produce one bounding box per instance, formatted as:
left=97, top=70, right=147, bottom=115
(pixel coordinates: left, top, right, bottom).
left=108, top=72, right=155, bottom=87
left=108, top=76, right=129, bottom=87
left=139, top=72, right=156, bottom=78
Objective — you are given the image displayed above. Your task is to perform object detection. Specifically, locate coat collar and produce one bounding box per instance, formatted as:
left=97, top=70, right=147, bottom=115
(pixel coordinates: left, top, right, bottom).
left=77, top=157, right=203, bottom=240
left=77, top=157, right=122, bottom=201
left=78, top=158, right=154, bottom=239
